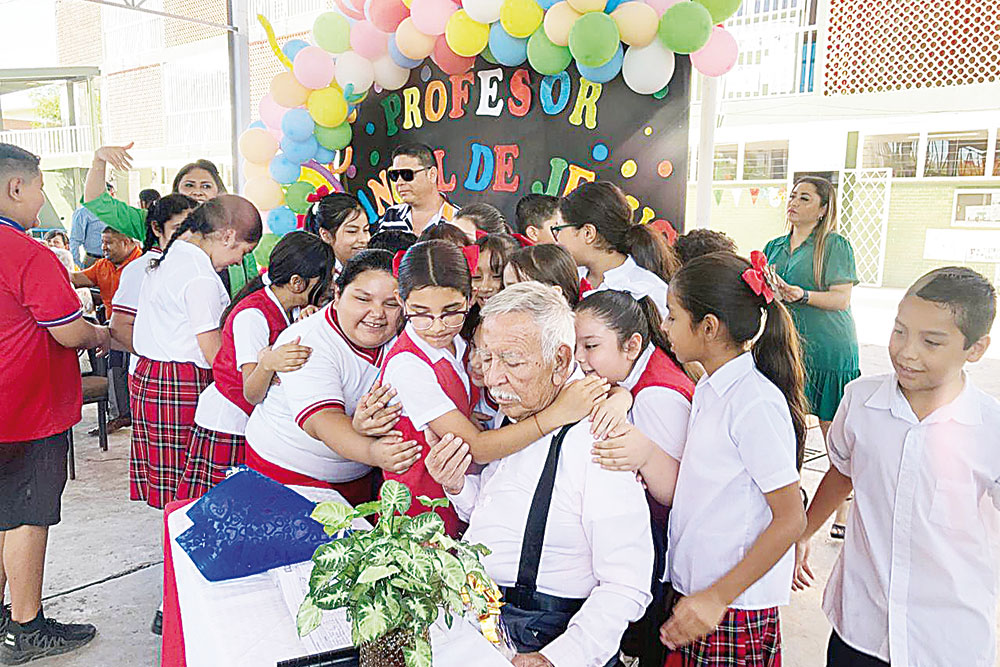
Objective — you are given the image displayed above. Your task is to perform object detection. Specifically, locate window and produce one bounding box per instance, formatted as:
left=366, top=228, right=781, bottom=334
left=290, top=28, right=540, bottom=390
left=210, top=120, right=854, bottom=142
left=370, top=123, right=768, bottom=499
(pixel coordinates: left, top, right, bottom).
left=713, top=144, right=738, bottom=181
left=862, top=133, right=919, bottom=177
left=925, top=130, right=988, bottom=177
left=953, top=190, right=1000, bottom=228
left=743, top=140, right=788, bottom=180
left=994, top=131, right=1000, bottom=177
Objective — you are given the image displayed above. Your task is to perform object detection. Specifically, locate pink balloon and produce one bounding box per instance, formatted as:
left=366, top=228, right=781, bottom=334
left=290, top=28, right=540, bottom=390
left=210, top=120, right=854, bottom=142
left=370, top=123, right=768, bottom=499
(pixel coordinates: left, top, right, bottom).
left=349, top=0, right=367, bottom=13
left=259, top=93, right=287, bottom=129
left=411, top=0, right=460, bottom=36
left=645, top=0, right=683, bottom=16
left=368, top=0, right=411, bottom=32
left=293, top=46, right=336, bottom=89
left=691, top=26, right=738, bottom=77
left=431, top=36, right=475, bottom=75
left=351, top=20, right=391, bottom=60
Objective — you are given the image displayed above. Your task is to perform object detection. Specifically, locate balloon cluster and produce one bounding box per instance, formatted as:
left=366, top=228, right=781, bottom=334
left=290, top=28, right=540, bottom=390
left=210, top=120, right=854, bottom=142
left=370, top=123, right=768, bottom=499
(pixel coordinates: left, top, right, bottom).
left=240, top=0, right=742, bottom=234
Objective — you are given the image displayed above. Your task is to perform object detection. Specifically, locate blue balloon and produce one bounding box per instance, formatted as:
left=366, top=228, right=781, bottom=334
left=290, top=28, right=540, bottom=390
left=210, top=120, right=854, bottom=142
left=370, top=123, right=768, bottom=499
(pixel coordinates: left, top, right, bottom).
left=269, top=156, right=302, bottom=184
left=267, top=206, right=298, bottom=236
left=314, top=146, right=336, bottom=164
left=536, top=0, right=560, bottom=8
left=488, top=23, right=528, bottom=67
left=577, top=44, right=624, bottom=84
left=281, top=108, right=315, bottom=142
left=249, top=120, right=266, bottom=130
left=388, top=35, right=422, bottom=69
left=282, top=39, right=310, bottom=62
left=603, top=0, right=633, bottom=10
left=280, top=135, right=319, bottom=165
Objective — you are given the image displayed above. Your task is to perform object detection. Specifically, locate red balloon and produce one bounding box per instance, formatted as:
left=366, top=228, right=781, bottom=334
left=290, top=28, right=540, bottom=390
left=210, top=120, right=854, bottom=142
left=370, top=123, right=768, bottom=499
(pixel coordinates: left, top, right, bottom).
left=369, top=0, right=411, bottom=32
left=431, top=36, right=475, bottom=75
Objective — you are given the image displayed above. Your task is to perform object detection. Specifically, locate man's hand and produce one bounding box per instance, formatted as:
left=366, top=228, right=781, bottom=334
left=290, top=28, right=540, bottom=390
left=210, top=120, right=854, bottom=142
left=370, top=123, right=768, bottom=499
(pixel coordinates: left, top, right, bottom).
left=511, top=653, right=552, bottom=667
left=660, top=589, right=728, bottom=650
left=369, top=435, right=421, bottom=474
left=792, top=537, right=814, bottom=591
left=425, top=433, right=471, bottom=495
left=95, top=143, right=134, bottom=171
left=352, top=381, right=402, bottom=436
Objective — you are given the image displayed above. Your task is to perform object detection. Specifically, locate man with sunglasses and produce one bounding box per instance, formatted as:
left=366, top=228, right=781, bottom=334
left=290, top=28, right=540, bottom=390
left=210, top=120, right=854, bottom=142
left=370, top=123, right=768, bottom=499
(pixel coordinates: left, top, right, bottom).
left=375, top=142, right=458, bottom=236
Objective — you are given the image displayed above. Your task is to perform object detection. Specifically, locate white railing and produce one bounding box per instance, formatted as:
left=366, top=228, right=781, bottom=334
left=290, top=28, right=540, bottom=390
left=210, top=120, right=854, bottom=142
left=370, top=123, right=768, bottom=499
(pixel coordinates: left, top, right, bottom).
left=0, top=125, right=96, bottom=158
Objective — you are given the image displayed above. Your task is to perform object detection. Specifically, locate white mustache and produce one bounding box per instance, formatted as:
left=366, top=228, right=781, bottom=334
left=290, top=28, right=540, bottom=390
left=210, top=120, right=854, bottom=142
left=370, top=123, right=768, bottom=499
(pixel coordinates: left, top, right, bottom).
left=490, top=390, right=520, bottom=403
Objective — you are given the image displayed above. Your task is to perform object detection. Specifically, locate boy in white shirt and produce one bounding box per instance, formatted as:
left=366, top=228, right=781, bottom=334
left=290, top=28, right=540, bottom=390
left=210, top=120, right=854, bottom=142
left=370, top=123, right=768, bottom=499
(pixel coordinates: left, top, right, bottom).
left=794, top=266, right=999, bottom=666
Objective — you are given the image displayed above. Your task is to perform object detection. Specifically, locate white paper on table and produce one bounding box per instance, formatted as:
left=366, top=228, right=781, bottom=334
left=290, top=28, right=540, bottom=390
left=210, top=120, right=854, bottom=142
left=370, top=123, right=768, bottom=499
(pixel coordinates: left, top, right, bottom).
left=271, top=561, right=353, bottom=654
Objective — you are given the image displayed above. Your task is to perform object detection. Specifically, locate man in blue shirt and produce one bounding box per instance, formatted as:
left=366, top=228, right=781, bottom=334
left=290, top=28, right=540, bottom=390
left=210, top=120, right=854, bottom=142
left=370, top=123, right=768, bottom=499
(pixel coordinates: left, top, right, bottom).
left=70, top=182, right=114, bottom=268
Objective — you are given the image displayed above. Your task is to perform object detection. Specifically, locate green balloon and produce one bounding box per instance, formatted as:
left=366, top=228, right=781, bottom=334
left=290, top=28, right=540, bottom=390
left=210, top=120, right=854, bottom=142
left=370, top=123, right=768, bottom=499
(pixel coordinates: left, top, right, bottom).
left=285, top=181, right=315, bottom=215
left=253, top=233, right=281, bottom=268
left=694, top=0, right=742, bottom=24
left=658, top=2, right=713, bottom=54
left=568, top=13, right=620, bottom=68
left=315, top=123, right=352, bottom=151
left=527, top=28, right=572, bottom=76
left=480, top=46, right=499, bottom=65
left=313, top=12, right=350, bottom=53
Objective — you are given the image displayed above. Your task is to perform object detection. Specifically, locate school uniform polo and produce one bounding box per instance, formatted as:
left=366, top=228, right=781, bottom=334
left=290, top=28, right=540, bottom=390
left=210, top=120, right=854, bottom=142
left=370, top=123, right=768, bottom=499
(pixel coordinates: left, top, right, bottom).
left=111, top=248, right=160, bottom=374
left=620, top=344, right=693, bottom=456
left=578, top=255, right=669, bottom=318
left=244, top=304, right=385, bottom=483
left=0, top=217, right=83, bottom=443
left=82, top=243, right=142, bottom=314
left=667, top=352, right=800, bottom=609
left=133, top=240, right=230, bottom=367
left=823, top=373, right=1000, bottom=666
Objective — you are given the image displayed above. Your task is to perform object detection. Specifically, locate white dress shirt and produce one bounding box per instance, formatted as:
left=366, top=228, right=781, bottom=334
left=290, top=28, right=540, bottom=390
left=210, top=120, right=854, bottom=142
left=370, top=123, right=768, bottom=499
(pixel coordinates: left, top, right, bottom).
left=667, top=352, right=800, bottom=609
left=111, top=248, right=160, bottom=374
left=823, top=373, right=1000, bottom=666
left=449, top=394, right=654, bottom=667
left=579, top=255, right=669, bottom=318
left=620, top=344, right=691, bottom=456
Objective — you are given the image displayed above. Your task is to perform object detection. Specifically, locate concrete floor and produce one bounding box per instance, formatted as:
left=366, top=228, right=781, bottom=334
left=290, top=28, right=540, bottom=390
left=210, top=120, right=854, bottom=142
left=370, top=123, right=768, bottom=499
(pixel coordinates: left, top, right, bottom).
left=11, top=290, right=1000, bottom=667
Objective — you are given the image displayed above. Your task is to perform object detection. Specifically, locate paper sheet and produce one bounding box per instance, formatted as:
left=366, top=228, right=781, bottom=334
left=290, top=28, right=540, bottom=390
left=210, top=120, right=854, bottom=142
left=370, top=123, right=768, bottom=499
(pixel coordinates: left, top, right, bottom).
left=271, top=560, right=354, bottom=654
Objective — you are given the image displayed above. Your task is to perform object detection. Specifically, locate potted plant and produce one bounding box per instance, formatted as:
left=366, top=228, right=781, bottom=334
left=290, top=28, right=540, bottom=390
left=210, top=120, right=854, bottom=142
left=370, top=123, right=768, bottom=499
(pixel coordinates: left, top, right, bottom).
left=297, top=480, right=499, bottom=667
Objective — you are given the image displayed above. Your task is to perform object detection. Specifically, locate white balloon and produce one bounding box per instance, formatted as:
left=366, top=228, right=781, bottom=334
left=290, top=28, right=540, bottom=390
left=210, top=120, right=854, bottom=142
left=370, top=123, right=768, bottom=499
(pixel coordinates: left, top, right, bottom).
left=335, top=51, right=375, bottom=94
left=372, top=55, right=411, bottom=90
left=463, top=0, right=504, bottom=24
left=622, top=41, right=676, bottom=95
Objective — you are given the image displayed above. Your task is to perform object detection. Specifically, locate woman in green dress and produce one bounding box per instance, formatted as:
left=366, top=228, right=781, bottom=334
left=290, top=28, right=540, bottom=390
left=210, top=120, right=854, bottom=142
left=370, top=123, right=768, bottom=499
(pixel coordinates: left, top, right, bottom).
left=763, top=175, right=860, bottom=538
left=81, top=144, right=259, bottom=296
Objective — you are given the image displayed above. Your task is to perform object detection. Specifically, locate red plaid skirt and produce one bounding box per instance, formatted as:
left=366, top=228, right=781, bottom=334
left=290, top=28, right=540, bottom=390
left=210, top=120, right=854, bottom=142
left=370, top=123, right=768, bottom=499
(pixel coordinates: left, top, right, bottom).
left=174, top=424, right=246, bottom=501
left=664, top=607, right=782, bottom=667
left=129, top=358, right=212, bottom=509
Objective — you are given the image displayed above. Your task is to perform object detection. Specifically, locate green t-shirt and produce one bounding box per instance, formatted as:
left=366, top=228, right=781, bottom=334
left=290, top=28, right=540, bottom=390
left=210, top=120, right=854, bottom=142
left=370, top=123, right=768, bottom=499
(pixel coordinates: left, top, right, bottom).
left=762, top=231, right=860, bottom=372
left=82, top=192, right=259, bottom=296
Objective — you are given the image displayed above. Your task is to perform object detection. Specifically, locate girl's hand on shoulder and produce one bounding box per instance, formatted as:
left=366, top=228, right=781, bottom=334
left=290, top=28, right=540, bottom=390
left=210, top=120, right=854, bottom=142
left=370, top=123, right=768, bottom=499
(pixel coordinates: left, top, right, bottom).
left=659, top=589, right=727, bottom=650
left=547, top=375, right=610, bottom=426
left=296, top=305, right=320, bottom=321
left=353, top=381, right=402, bottom=436
left=591, top=422, right=655, bottom=472
left=259, top=337, right=312, bottom=373
left=589, top=387, right=632, bottom=440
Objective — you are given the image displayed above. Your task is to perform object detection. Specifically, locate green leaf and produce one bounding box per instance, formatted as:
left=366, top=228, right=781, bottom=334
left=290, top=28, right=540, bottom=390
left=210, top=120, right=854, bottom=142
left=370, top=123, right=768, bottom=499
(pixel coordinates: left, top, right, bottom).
left=353, top=500, right=382, bottom=516
left=357, top=564, right=399, bottom=584
left=409, top=552, right=437, bottom=583
left=296, top=599, right=323, bottom=637
left=436, top=551, right=466, bottom=590
left=404, top=512, right=445, bottom=542
left=355, top=599, right=390, bottom=643
left=403, top=634, right=433, bottom=667
left=314, top=584, right=352, bottom=610
left=402, top=595, right=439, bottom=625
left=313, top=540, right=353, bottom=572
left=389, top=575, right=433, bottom=593
left=312, top=501, right=355, bottom=531
left=416, top=495, right=451, bottom=510
left=379, top=479, right=412, bottom=516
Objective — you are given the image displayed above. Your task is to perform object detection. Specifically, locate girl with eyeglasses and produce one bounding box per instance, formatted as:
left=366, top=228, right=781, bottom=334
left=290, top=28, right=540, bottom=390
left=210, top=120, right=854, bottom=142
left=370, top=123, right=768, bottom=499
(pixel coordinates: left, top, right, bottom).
left=379, top=240, right=610, bottom=535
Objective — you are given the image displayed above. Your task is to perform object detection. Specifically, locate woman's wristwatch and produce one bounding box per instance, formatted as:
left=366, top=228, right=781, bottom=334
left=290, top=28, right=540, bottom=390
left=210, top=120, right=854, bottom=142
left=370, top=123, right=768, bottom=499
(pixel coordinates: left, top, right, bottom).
left=795, top=290, right=810, bottom=305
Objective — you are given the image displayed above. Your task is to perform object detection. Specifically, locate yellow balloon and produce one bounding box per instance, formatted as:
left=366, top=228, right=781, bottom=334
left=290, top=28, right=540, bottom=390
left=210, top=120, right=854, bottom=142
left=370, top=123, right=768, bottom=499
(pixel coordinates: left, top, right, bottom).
left=543, top=1, right=582, bottom=46
left=445, top=9, right=490, bottom=57
left=499, top=0, right=543, bottom=38
left=238, top=127, right=279, bottom=164
left=300, top=167, right=331, bottom=189
left=566, top=0, right=604, bottom=12
left=611, top=1, right=658, bottom=47
left=269, top=71, right=310, bottom=108
left=242, top=159, right=271, bottom=182
left=307, top=86, right=348, bottom=127
left=396, top=17, right=437, bottom=60
left=243, top=176, right=284, bottom=211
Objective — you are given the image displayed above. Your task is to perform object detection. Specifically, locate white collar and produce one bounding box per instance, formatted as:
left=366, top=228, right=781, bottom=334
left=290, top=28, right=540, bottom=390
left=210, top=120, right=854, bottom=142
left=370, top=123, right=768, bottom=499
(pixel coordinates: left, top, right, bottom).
left=702, top=352, right=755, bottom=397
left=603, top=255, right=637, bottom=280
left=865, top=372, right=982, bottom=426
left=263, top=285, right=291, bottom=327
left=404, top=321, right=467, bottom=364
left=175, top=238, right=214, bottom=269
left=621, top=344, right=655, bottom=392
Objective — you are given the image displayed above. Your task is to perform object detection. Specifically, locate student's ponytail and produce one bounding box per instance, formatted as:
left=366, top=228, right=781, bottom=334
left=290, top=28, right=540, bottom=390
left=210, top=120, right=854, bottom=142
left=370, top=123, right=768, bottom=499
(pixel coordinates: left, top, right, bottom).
left=626, top=224, right=681, bottom=282
left=149, top=202, right=217, bottom=269
left=671, top=251, right=809, bottom=467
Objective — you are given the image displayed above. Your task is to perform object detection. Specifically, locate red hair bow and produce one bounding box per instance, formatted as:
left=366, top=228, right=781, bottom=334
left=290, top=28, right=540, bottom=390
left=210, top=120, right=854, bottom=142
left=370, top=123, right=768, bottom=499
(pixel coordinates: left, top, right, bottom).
left=474, top=229, right=487, bottom=240
left=462, top=244, right=480, bottom=276
left=742, top=250, right=774, bottom=304
left=510, top=233, right=534, bottom=248
left=306, top=185, right=331, bottom=203
left=391, top=250, right=406, bottom=278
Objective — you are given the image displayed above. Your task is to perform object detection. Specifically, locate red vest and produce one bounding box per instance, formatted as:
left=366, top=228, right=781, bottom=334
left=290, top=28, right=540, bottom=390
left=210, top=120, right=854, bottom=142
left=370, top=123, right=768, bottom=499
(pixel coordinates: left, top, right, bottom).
left=213, top=289, right=289, bottom=415
left=631, top=347, right=696, bottom=403
left=379, top=329, right=477, bottom=537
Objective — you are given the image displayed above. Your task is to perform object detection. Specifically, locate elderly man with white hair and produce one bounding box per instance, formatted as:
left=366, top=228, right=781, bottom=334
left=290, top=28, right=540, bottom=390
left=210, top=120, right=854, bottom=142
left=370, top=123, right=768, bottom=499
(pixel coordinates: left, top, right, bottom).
left=426, top=281, right=654, bottom=667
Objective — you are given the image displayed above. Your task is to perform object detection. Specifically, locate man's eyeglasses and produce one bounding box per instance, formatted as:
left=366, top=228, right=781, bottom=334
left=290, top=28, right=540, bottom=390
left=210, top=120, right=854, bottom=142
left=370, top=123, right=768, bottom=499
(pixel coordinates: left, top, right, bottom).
left=549, top=223, right=578, bottom=240
left=387, top=168, right=428, bottom=183
left=406, top=310, right=468, bottom=330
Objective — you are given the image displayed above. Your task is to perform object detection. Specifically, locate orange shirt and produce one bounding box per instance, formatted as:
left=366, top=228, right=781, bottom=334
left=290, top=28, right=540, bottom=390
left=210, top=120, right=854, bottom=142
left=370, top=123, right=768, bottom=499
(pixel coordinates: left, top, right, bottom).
left=83, top=244, right=142, bottom=315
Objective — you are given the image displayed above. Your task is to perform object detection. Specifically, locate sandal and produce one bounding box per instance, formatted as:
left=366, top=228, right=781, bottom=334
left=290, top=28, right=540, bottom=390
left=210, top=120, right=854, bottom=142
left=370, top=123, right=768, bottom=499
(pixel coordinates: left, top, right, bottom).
left=830, top=523, right=846, bottom=540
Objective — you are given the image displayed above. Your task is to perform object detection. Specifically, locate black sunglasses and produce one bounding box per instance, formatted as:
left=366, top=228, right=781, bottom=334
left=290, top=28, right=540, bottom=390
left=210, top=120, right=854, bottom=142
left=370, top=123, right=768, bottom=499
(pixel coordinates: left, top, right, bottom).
left=387, top=168, right=427, bottom=182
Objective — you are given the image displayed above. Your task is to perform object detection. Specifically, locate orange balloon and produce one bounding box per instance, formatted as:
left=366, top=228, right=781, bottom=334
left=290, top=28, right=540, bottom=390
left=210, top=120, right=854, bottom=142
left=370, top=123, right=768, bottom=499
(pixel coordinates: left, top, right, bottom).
left=270, top=71, right=311, bottom=108
left=396, top=17, right=437, bottom=59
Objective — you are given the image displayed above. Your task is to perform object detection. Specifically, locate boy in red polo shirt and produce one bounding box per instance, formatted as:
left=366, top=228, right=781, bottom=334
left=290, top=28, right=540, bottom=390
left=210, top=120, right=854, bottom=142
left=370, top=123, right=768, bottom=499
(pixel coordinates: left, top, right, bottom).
left=0, top=144, right=110, bottom=664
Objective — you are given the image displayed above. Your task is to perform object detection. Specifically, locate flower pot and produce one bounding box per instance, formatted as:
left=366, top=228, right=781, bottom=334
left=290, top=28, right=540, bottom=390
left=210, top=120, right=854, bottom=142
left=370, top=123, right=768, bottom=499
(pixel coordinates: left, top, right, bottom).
left=359, top=629, right=427, bottom=667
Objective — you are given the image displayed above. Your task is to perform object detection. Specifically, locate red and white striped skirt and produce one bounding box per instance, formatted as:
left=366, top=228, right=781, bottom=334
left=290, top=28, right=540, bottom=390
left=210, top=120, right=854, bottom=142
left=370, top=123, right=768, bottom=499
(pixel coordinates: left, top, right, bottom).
left=174, top=424, right=246, bottom=501
left=129, top=357, right=212, bottom=510
left=664, top=606, right=782, bottom=667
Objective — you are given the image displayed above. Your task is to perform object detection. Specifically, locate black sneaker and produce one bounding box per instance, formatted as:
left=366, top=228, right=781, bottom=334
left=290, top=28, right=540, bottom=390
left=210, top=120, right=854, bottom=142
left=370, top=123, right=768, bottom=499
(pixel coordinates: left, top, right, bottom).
left=0, top=607, right=9, bottom=639
left=150, top=610, right=162, bottom=636
left=0, top=615, right=96, bottom=665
